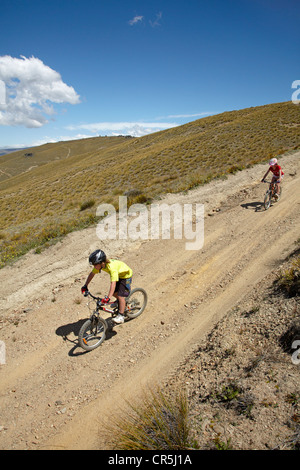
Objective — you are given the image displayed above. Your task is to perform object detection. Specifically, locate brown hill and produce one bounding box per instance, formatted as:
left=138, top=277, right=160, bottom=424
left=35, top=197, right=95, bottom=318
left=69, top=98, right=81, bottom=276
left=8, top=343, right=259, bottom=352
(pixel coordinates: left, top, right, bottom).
left=0, top=101, right=299, bottom=268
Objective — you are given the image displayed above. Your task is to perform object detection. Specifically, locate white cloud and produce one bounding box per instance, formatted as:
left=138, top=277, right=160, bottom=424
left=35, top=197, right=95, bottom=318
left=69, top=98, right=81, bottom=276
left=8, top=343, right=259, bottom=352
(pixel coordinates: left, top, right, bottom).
left=129, top=12, right=162, bottom=28
left=167, top=112, right=216, bottom=118
left=128, top=15, right=144, bottom=25
left=31, top=134, right=93, bottom=147
left=0, top=55, right=80, bottom=128
left=66, top=121, right=178, bottom=137
left=149, top=12, right=162, bottom=28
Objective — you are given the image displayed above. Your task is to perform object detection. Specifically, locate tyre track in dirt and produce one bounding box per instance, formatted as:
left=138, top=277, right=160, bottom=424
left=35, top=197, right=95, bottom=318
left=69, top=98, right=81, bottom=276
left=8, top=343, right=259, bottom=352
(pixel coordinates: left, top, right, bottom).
left=0, top=152, right=299, bottom=449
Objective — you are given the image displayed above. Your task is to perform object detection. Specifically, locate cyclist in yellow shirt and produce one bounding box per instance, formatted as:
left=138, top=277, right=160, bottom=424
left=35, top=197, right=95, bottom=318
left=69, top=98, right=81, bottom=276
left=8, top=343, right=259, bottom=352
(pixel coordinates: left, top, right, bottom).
left=81, top=250, right=133, bottom=324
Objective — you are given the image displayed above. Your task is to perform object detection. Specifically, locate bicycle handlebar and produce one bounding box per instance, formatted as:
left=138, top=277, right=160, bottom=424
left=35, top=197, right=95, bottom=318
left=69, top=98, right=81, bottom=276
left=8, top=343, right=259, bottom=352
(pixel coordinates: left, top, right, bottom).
left=84, top=290, right=101, bottom=301
left=262, top=179, right=281, bottom=184
left=83, top=291, right=113, bottom=308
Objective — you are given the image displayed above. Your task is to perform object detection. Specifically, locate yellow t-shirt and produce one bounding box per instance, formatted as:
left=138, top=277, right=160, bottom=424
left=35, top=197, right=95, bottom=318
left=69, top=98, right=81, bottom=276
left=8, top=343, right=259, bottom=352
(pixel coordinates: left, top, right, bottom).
left=92, top=259, right=133, bottom=282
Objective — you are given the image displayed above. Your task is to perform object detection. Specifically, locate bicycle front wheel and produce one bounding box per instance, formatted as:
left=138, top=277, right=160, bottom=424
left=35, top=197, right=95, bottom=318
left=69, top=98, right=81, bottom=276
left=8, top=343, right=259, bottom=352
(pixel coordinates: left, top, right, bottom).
left=264, top=191, right=271, bottom=210
left=125, top=288, right=148, bottom=319
left=78, top=317, right=107, bottom=351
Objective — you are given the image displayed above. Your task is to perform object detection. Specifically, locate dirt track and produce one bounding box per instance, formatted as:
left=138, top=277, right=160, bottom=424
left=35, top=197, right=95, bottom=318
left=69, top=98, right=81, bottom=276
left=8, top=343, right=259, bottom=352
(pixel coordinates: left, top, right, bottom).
left=0, top=152, right=299, bottom=450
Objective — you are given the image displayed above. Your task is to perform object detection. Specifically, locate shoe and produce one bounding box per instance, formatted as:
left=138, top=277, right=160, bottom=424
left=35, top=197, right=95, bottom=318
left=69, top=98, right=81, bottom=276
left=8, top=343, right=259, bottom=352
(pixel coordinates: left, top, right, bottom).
left=274, top=193, right=279, bottom=200
left=113, top=313, right=125, bottom=324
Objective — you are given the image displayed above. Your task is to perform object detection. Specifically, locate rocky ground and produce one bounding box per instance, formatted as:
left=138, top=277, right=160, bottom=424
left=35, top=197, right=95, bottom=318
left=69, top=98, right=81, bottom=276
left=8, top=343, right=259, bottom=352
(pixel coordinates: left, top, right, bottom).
left=170, top=252, right=300, bottom=450
left=0, top=151, right=299, bottom=450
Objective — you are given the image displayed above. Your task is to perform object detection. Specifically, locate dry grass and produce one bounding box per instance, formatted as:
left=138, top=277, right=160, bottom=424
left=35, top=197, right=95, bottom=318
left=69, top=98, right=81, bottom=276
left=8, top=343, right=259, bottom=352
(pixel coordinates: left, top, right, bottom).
left=276, top=256, right=300, bottom=297
left=103, top=386, right=198, bottom=450
left=0, top=101, right=299, bottom=267
left=275, top=240, right=300, bottom=298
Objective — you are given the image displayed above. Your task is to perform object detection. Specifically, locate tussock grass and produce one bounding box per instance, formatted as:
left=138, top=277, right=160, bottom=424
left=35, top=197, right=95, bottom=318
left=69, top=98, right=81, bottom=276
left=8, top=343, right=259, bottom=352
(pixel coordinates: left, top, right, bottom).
left=80, top=199, right=95, bottom=211
left=276, top=256, right=300, bottom=297
left=275, top=239, right=300, bottom=298
left=0, top=101, right=299, bottom=267
left=104, top=386, right=198, bottom=450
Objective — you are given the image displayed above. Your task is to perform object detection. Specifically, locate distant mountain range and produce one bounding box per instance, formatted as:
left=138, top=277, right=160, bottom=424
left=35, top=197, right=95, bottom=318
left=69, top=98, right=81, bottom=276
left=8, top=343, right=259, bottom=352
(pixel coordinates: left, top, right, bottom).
left=0, top=147, right=28, bottom=156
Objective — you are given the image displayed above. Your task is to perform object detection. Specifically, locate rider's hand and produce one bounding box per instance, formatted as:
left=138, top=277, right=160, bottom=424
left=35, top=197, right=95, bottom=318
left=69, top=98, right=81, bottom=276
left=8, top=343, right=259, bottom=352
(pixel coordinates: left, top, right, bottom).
left=81, top=285, right=88, bottom=295
left=101, top=296, right=110, bottom=304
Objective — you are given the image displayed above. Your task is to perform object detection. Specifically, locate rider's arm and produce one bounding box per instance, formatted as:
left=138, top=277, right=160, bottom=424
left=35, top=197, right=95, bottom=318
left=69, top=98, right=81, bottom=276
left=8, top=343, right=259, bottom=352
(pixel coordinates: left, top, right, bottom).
left=262, top=168, right=270, bottom=181
left=107, top=281, right=117, bottom=300
left=84, top=271, right=95, bottom=288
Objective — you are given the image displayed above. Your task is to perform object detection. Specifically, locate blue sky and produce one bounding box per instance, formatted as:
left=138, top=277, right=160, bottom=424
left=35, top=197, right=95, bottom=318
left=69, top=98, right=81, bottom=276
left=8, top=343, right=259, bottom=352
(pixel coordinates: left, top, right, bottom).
left=0, top=0, right=299, bottom=148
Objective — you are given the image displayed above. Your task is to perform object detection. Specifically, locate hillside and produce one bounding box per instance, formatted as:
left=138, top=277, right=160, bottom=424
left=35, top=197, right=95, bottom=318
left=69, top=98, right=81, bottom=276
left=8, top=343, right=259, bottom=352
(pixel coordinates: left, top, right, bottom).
left=170, top=250, right=300, bottom=450
left=0, top=150, right=299, bottom=450
left=0, top=148, right=28, bottom=157
left=0, top=101, right=299, bottom=268
left=0, top=136, right=132, bottom=182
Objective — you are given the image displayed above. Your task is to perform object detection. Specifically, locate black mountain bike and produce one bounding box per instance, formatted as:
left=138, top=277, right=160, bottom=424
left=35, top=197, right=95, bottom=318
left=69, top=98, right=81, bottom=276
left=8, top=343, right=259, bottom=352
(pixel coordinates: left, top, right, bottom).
left=78, top=288, right=147, bottom=351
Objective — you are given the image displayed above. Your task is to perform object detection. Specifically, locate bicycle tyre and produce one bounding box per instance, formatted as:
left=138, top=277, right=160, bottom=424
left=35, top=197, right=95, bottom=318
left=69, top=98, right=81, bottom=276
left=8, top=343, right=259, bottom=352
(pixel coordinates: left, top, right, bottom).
left=125, top=288, right=148, bottom=319
left=264, top=191, right=272, bottom=210
left=78, top=317, right=107, bottom=351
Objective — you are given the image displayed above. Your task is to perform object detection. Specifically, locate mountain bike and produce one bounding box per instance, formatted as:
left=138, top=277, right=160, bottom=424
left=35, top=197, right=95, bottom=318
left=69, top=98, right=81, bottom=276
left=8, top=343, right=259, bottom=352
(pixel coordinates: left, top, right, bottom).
left=262, top=180, right=282, bottom=210
left=78, top=288, right=147, bottom=351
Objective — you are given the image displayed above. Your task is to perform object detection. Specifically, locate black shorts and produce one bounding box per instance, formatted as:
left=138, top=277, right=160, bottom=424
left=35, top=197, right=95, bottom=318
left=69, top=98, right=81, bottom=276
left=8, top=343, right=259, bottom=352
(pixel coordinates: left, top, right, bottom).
left=114, top=277, right=132, bottom=297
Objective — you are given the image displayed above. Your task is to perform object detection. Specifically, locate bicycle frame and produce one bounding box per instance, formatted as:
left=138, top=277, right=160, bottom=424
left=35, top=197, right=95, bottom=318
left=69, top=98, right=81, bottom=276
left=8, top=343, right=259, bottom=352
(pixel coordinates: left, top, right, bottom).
left=264, top=179, right=281, bottom=194
left=269, top=181, right=277, bottom=194
left=84, top=291, right=118, bottom=318
left=263, top=180, right=282, bottom=210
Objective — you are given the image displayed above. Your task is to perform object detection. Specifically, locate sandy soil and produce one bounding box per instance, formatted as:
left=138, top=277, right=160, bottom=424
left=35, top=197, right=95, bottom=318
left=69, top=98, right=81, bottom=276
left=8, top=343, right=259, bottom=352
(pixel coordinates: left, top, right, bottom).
left=0, top=151, right=299, bottom=450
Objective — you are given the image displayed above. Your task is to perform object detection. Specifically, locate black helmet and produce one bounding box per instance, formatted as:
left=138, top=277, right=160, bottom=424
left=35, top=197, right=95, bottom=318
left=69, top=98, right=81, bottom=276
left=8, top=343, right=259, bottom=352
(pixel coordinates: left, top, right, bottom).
left=89, top=249, right=106, bottom=265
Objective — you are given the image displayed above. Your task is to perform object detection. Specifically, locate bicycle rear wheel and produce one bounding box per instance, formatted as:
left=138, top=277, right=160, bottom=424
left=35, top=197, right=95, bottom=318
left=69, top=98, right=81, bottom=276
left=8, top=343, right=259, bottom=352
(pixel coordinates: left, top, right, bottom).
left=78, top=317, right=107, bottom=351
left=125, top=288, right=147, bottom=319
left=264, top=190, right=272, bottom=210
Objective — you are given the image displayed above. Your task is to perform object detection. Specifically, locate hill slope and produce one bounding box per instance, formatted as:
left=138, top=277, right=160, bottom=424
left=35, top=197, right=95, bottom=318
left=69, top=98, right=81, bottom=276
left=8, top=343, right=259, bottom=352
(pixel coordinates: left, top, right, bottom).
left=0, top=150, right=299, bottom=450
left=0, top=101, right=299, bottom=268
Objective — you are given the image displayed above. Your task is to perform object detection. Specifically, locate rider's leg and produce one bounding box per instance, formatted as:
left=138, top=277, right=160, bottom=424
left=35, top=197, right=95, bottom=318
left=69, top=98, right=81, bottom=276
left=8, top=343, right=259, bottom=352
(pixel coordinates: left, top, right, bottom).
left=276, top=174, right=283, bottom=195
left=117, top=296, right=126, bottom=315
left=115, top=278, right=131, bottom=314
left=112, top=293, right=125, bottom=323
left=275, top=176, right=280, bottom=195
left=273, top=177, right=281, bottom=197
left=112, top=278, right=132, bottom=323
left=270, top=176, right=278, bottom=198
left=112, top=291, right=125, bottom=314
